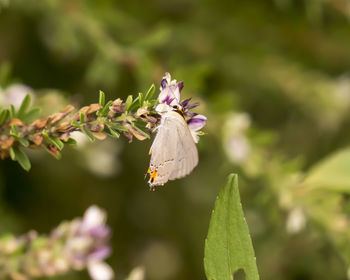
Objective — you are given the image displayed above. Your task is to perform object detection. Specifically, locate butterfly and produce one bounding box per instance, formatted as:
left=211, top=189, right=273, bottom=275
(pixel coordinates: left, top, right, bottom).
left=146, top=106, right=199, bottom=187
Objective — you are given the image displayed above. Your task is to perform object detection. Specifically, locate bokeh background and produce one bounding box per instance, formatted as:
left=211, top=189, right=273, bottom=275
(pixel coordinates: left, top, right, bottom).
left=1, top=0, right=350, bottom=279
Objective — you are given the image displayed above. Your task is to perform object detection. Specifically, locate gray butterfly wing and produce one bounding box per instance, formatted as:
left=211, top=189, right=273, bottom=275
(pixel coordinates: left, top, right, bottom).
left=148, top=113, right=177, bottom=186
left=148, top=111, right=199, bottom=187
left=169, top=113, right=198, bottom=180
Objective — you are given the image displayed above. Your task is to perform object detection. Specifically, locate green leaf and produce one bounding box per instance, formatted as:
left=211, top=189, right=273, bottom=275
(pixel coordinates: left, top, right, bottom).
left=10, top=125, right=19, bottom=137
left=49, top=136, right=64, bottom=151
left=204, top=174, right=259, bottom=280
left=132, top=124, right=150, bottom=139
left=0, top=109, right=9, bottom=126
left=138, top=92, right=143, bottom=107
left=79, top=112, right=86, bottom=123
left=71, top=120, right=80, bottom=128
left=125, top=95, right=133, bottom=110
left=99, top=90, right=106, bottom=107
left=11, top=146, right=31, bottom=171
left=9, top=147, right=15, bottom=160
left=145, top=84, right=155, bottom=101
left=64, top=138, right=77, bottom=146
left=99, top=100, right=113, bottom=117
left=9, top=104, right=15, bottom=119
left=108, top=127, right=120, bottom=138
left=19, top=138, right=29, bottom=147
left=110, top=124, right=129, bottom=132
left=301, top=147, right=350, bottom=193
left=22, top=108, right=41, bottom=123
left=17, top=94, right=31, bottom=118
left=81, top=126, right=95, bottom=142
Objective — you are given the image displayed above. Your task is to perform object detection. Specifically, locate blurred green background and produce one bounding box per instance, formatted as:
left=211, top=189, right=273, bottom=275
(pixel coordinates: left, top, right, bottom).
left=2, top=0, right=350, bottom=279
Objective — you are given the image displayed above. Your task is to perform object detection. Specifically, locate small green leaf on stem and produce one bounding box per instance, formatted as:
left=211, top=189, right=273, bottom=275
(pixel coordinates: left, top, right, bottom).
left=64, top=138, right=77, bottom=146
left=71, top=120, right=80, bottom=128
left=11, top=146, right=31, bottom=171
left=19, top=138, right=29, bottom=147
left=10, top=125, right=19, bottom=137
left=9, top=147, right=15, bottom=160
left=80, top=112, right=86, bottom=123
left=9, top=104, right=15, bottom=119
left=99, top=100, right=113, bottom=117
left=99, top=90, right=106, bottom=107
left=132, top=124, right=150, bottom=139
left=17, top=94, right=31, bottom=118
left=49, top=136, right=64, bottom=151
left=110, top=124, right=129, bottom=132
left=138, top=92, right=143, bottom=107
left=22, top=108, right=41, bottom=123
left=81, top=126, right=95, bottom=142
left=125, top=95, right=133, bottom=111
left=145, top=84, right=155, bottom=101
left=204, top=174, right=259, bottom=280
left=0, top=109, right=9, bottom=126
left=108, top=127, right=120, bottom=138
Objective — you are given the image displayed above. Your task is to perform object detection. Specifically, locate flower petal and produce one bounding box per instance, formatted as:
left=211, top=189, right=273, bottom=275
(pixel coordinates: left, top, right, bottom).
left=187, top=114, right=207, bottom=131
left=82, top=206, right=106, bottom=232
left=88, top=261, right=114, bottom=280
left=90, top=246, right=111, bottom=261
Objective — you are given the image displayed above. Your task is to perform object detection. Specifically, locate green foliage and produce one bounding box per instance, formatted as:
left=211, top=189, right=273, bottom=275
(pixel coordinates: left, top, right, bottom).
left=301, top=148, right=350, bottom=193
left=144, top=84, right=156, bottom=101
left=204, top=174, right=259, bottom=280
left=9, top=146, right=31, bottom=171
left=99, top=90, right=106, bottom=107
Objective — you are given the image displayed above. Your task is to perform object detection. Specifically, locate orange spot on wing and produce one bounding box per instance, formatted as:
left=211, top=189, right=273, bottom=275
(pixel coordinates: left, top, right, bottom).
left=150, top=170, right=158, bottom=183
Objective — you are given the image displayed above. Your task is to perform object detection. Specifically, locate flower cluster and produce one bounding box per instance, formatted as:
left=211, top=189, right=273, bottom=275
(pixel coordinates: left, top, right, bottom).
left=156, top=72, right=207, bottom=143
left=0, top=206, right=113, bottom=280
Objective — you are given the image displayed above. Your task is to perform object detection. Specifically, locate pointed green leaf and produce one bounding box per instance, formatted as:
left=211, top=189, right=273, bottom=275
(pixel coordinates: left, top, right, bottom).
left=81, top=126, right=95, bottom=142
left=132, top=124, right=150, bottom=139
left=108, top=127, right=120, bottom=138
left=17, top=94, right=31, bottom=118
left=9, top=104, right=15, bottom=119
left=64, top=138, right=77, bottom=146
left=204, top=174, right=259, bottom=280
left=49, top=136, right=64, bottom=151
left=10, top=125, right=19, bottom=137
left=138, top=92, right=143, bottom=107
left=19, top=138, right=29, bottom=147
left=125, top=95, right=133, bottom=111
left=12, top=146, right=31, bottom=171
left=99, top=100, right=113, bottom=117
left=9, top=147, right=15, bottom=160
left=145, top=84, right=155, bottom=101
left=0, top=109, right=9, bottom=126
left=22, top=108, right=41, bottom=123
left=71, top=120, right=80, bottom=128
left=110, top=124, right=129, bottom=132
left=99, top=90, right=106, bottom=107
left=79, top=112, right=86, bottom=123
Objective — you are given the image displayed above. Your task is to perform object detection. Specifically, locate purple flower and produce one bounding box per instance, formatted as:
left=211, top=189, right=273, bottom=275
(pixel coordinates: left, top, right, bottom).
left=187, top=114, right=207, bottom=143
left=158, top=73, right=183, bottom=107
left=156, top=73, right=207, bottom=143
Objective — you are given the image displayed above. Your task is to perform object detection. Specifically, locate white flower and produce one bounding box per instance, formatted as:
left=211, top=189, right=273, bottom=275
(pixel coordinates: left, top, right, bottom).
left=87, top=260, right=114, bottom=280
left=82, top=206, right=107, bottom=232
left=4, top=83, right=34, bottom=109
left=286, top=206, right=306, bottom=234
